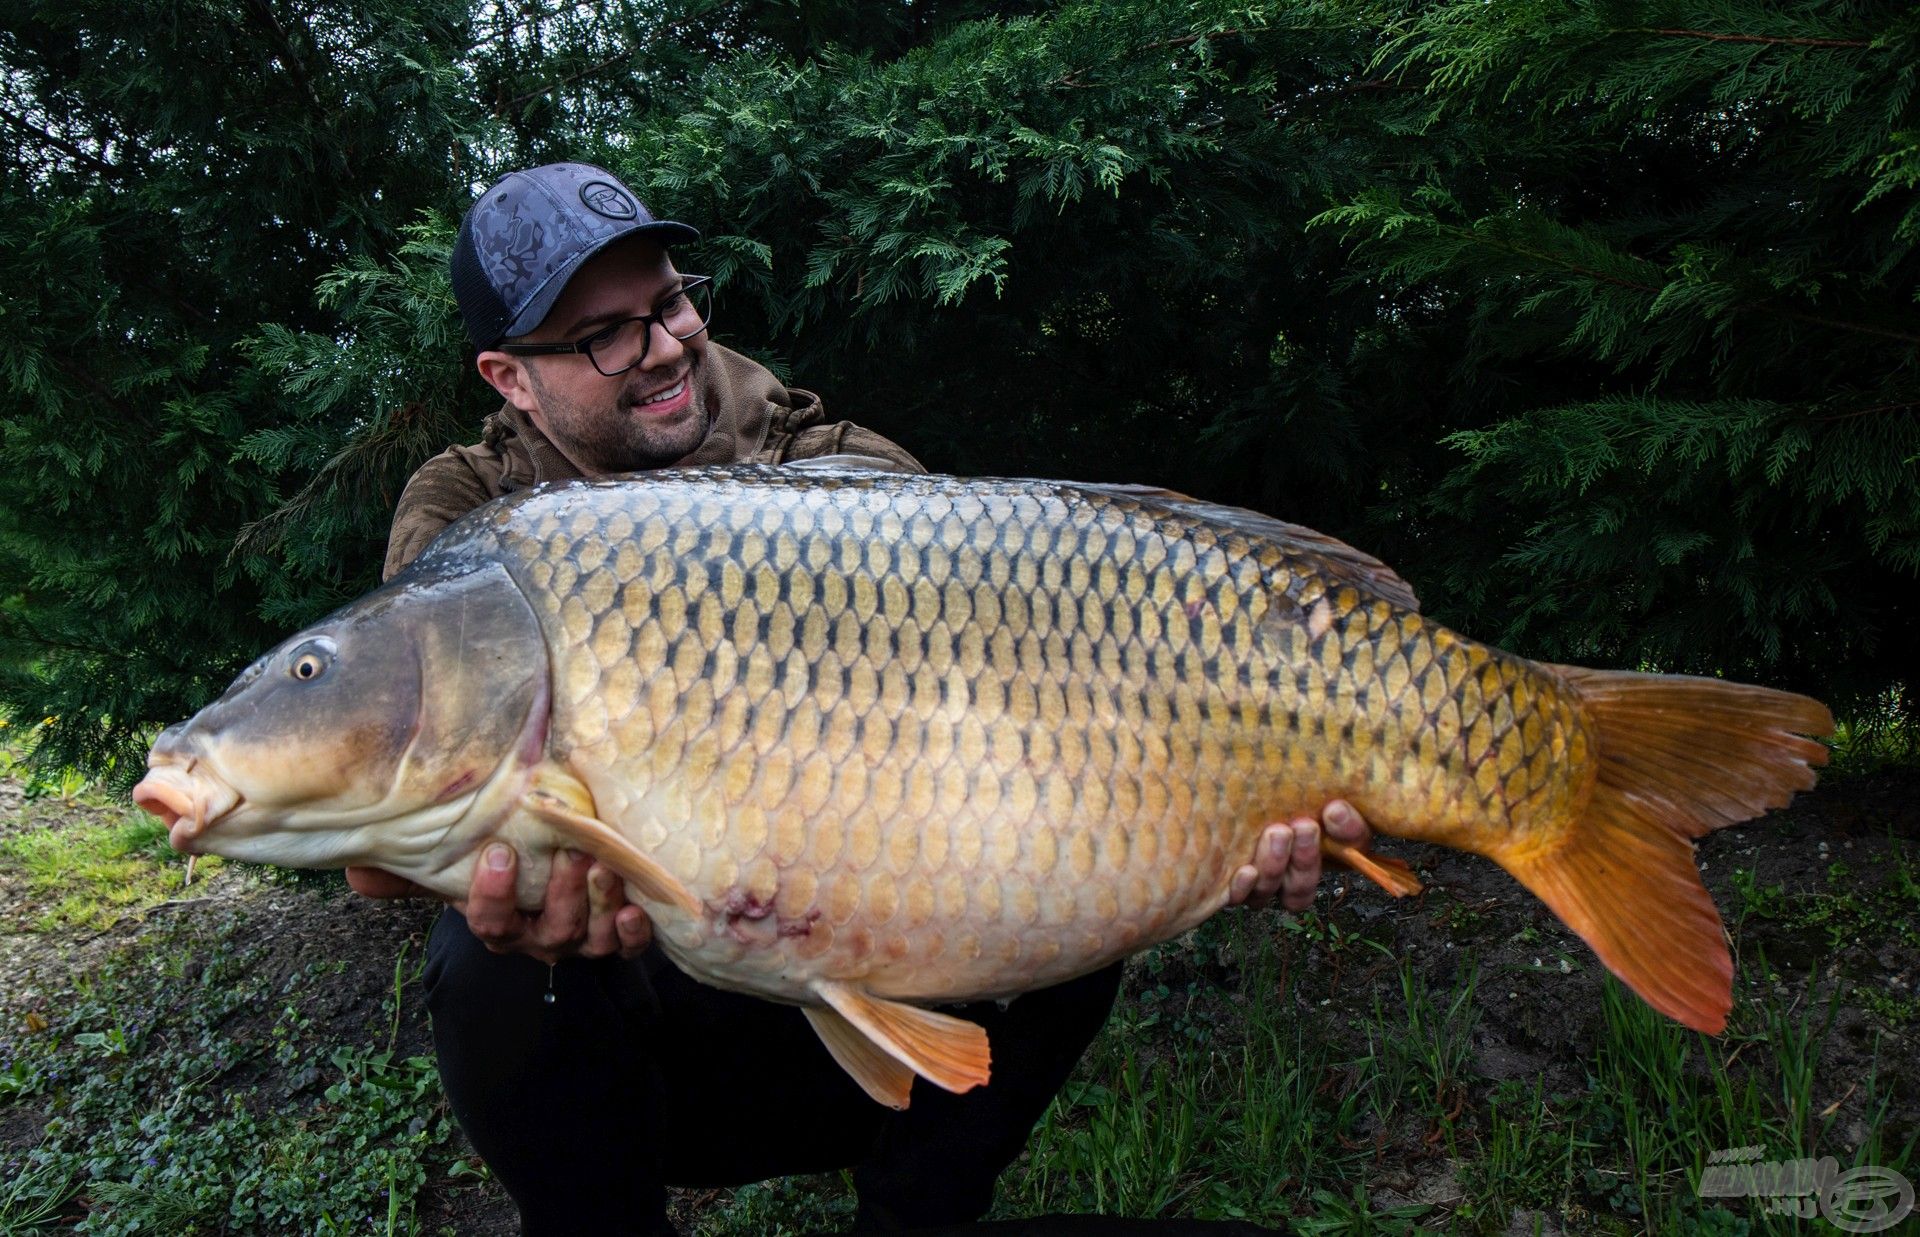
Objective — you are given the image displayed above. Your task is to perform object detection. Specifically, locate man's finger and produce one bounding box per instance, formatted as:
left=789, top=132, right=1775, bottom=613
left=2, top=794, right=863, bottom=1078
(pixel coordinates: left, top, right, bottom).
left=583, top=864, right=623, bottom=957
left=1250, top=823, right=1292, bottom=898
left=615, top=905, right=653, bottom=957
left=1324, top=799, right=1368, bottom=845
left=1279, top=818, right=1322, bottom=912
left=529, top=850, right=592, bottom=951
left=465, top=843, right=529, bottom=948
left=346, top=866, right=429, bottom=900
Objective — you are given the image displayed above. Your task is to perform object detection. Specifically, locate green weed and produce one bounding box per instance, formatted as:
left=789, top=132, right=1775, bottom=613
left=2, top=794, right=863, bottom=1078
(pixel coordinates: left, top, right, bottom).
left=0, top=912, right=459, bottom=1236
left=1726, top=851, right=1920, bottom=951
left=0, top=1155, right=76, bottom=1232
left=691, top=1173, right=856, bottom=1236
left=0, top=814, right=217, bottom=931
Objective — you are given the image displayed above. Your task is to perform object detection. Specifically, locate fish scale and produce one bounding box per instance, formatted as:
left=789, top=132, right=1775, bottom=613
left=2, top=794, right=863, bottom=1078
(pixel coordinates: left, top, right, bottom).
left=140, top=466, right=1832, bottom=1108
left=462, top=471, right=1585, bottom=1005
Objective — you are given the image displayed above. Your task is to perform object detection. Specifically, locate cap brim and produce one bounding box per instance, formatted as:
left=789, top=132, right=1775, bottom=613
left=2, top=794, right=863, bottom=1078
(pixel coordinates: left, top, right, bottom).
left=501, top=220, right=703, bottom=340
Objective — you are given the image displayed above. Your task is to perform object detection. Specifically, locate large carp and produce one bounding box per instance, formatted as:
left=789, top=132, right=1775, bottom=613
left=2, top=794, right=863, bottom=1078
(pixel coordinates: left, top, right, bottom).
left=135, top=466, right=1830, bottom=1107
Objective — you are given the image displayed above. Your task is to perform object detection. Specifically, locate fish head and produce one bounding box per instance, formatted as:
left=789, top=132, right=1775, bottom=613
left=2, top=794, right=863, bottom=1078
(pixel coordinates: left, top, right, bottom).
left=133, top=562, right=550, bottom=883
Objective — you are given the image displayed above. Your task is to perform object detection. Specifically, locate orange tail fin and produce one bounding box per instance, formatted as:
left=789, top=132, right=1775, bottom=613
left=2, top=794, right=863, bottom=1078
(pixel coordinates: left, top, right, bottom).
left=1496, top=668, right=1831, bottom=1034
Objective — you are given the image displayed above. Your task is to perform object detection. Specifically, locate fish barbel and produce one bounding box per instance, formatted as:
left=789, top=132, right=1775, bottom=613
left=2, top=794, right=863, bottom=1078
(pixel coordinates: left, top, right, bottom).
left=134, top=466, right=1831, bottom=1107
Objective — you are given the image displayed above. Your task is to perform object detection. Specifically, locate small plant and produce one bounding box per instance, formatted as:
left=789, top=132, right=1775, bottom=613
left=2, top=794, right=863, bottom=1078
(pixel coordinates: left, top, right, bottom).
left=0, top=814, right=219, bottom=932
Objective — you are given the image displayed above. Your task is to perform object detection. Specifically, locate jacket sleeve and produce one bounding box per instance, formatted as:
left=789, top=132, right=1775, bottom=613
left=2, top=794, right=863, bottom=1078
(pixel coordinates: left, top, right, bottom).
left=782, top=421, right=927, bottom=474
left=383, top=454, right=495, bottom=581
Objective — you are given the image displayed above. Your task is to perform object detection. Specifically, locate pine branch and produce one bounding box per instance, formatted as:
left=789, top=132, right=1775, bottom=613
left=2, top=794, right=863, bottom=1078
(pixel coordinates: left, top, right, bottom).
left=1814, top=401, right=1918, bottom=423
left=1776, top=310, right=1920, bottom=348
left=240, top=0, right=324, bottom=111
left=1054, top=24, right=1261, bottom=88
left=1629, top=28, right=1874, bottom=51
left=494, top=49, right=636, bottom=115
left=0, top=105, right=124, bottom=180
left=1438, top=226, right=1920, bottom=349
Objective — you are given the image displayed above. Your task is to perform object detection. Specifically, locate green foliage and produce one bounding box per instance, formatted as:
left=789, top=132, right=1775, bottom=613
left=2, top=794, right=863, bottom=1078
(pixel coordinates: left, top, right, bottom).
left=3, top=0, right=1916, bottom=771
left=0, top=811, right=219, bottom=931
left=0, top=914, right=458, bottom=1235
left=1312, top=1, right=1920, bottom=708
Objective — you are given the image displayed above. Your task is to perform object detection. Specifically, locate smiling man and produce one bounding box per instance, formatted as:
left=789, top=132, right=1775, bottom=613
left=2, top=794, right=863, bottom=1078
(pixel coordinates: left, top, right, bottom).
left=353, top=162, right=1374, bottom=1236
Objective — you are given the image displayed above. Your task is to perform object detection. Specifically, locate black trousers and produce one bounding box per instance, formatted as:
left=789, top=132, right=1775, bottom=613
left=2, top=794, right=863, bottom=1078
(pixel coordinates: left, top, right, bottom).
left=423, top=906, right=1124, bottom=1235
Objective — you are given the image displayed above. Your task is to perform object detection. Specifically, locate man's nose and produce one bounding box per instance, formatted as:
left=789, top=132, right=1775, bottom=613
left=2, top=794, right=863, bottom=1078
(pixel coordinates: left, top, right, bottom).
left=640, top=321, right=684, bottom=369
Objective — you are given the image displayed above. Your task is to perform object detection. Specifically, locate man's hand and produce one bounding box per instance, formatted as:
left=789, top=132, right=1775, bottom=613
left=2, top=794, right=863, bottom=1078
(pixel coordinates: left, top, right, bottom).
left=345, top=846, right=653, bottom=963
left=1226, top=800, right=1371, bottom=912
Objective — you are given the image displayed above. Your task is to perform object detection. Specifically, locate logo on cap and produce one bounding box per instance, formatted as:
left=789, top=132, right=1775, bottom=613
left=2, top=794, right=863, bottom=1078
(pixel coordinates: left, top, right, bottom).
left=580, top=181, right=638, bottom=221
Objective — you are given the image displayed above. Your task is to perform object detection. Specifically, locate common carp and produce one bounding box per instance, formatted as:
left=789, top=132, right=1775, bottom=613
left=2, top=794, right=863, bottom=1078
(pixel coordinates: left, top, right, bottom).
left=134, top=466, right=1831, bottom=1107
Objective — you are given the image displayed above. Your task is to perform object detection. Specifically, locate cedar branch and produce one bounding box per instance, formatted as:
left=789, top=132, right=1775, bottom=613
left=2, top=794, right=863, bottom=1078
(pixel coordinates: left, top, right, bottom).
left=1631, top=27, right=1872, bottom=50
left=1440, top=226, right=1920, bottom=348
left=494, top=50, right=636, bottom=115
left=0, top=106, right=124, bottom=180
left=241, top=0, right=324, bottom=110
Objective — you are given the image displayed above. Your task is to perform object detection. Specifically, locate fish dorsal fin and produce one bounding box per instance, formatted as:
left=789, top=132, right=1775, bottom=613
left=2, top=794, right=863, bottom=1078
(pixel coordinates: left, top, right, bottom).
left=1078, top=484, right=1421, bottom=613
left=780, top=454, right=907, bottom=475
left=803, top=1006, right=917, bottom=1109
left=524, top=773, right=700, bottom=916
left=810, top=980, right=992, bottom=1098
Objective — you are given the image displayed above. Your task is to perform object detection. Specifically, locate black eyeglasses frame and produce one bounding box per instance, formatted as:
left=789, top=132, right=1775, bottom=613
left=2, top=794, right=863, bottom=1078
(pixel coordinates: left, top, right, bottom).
left=495, top=275, right=714, bottom=377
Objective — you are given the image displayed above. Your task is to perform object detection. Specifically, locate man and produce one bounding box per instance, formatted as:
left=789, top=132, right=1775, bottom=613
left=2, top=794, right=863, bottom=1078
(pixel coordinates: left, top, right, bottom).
left=349, top=162, right=1375, bottom=1235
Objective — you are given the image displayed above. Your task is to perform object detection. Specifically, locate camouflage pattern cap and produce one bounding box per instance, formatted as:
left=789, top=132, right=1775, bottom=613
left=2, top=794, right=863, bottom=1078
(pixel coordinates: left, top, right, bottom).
left=450, top=162, right=700, bottom=351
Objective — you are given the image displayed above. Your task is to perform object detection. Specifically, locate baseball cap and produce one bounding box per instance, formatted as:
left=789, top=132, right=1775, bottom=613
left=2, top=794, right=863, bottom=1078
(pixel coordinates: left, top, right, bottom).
left=450, top=162, right=700, bottom=351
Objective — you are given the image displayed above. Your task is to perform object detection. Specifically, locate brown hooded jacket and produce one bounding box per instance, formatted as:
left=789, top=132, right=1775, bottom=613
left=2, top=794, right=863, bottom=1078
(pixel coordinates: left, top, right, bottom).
left=384, top=343, right=923, bottom=579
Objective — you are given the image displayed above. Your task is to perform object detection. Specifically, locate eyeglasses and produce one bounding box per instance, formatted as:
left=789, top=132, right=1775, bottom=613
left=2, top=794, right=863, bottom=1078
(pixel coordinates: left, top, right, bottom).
left=497, top=276, right=713, bottom=377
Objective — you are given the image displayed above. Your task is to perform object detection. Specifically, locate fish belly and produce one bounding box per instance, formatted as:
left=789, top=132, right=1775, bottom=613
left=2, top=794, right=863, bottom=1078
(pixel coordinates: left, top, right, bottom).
left=492, top=471, right=1588, bottom=1005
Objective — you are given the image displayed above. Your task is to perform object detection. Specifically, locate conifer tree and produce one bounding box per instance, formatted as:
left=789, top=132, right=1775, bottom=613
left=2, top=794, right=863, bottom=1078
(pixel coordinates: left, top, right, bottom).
left=1312, top=0, right=1919, bottom=712
left=4, top=0, right=1914, bottom=779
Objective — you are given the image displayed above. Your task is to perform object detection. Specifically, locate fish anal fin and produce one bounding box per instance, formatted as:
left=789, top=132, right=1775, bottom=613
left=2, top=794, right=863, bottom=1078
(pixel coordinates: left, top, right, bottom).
left=1323, top=839, right=1422, bottom=897
left=812, top=980, right=991, bottom=1097
left=804, top=1006, right=916, bottom=1109
left=523, top=786, right=700, bottom=916
left=1494, top=669, right=1833, bottom=1034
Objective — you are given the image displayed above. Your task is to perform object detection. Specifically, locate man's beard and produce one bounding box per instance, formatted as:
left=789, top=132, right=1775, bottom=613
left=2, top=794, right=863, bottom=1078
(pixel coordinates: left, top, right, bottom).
left=525, top=361, right=709, bottom=473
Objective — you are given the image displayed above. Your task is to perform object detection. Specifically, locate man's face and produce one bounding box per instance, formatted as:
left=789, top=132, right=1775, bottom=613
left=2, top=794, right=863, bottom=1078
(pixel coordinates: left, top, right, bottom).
left=487, top=237, right=711, bottom=474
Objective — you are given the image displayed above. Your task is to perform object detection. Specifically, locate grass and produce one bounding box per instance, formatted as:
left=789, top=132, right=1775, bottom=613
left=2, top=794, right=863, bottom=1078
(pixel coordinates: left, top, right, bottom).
left=2, top=752, right=1914, bottom=1234
left=687, top=910, right=1915, bottom=1235
left=10, top=880, right=1907, bottom=1235
left=0, top=814, right=220, bottom=932
left=0, top=910, right=462, bottom=1236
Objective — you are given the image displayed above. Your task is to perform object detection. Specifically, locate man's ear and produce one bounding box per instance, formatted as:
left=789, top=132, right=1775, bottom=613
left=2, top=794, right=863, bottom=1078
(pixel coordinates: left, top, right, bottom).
left=476, top=351, right=539, bottom=413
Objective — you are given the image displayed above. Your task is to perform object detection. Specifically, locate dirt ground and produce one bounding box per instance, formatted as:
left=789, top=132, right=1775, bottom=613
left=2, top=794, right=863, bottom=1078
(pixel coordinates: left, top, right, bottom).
left=1, top=765, right=1914, bottom=1234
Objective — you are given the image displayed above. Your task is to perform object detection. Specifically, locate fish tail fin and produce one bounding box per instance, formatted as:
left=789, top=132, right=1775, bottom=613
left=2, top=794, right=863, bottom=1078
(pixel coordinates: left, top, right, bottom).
left=1496, top=669, right=1832, bottom=1034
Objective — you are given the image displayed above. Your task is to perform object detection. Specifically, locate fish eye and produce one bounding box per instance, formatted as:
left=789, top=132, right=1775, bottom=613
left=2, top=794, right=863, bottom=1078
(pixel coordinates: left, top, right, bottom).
left=287, top=639, right=336, bottom=683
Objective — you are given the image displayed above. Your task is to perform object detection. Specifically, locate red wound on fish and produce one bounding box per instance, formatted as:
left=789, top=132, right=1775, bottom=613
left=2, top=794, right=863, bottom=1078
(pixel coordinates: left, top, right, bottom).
left=434, top=770, right=479, bottom=802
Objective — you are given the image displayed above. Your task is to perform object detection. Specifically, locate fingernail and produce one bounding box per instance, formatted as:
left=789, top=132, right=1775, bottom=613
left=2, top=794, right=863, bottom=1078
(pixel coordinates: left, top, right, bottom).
left=1231, top=870, right=1254, bottom=900
left=485, top=844, right=512, bottom=871
left=1295, top=821, right=1319, bottom=852
left=1327, top=803, right=1351, bottom=828
left=1268, top=831, right=1289, bottom=860
left=592, top=868, right=614, bottom=891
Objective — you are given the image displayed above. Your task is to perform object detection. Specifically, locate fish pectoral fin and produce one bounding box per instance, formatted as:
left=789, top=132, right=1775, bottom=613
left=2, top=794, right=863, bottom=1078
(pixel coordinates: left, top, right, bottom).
left=523, top=789, right=700, bottom=915
left=811, top=981, right=992, bottom=1098
left=803, top=1006, right=916, bottom=1109
left=1321, top=838, right=1423, bottom=898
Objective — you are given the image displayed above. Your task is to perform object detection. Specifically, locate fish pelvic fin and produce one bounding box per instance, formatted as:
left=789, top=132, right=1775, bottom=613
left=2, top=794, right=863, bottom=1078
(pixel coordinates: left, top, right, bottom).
left=1499, top=669, right=1832, bottom=1034
left=523, top=778, right=700, bottom=916
left=810, top=980, right=992, bottom=1100
left=1322, top=838, right=1423, bottom=897
left=803, top=1006, right=916, bottom=1109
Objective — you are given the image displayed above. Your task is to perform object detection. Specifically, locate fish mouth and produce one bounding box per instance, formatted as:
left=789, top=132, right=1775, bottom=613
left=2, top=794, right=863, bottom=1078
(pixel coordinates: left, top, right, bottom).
left=133, top=762, right=242, bottom=853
